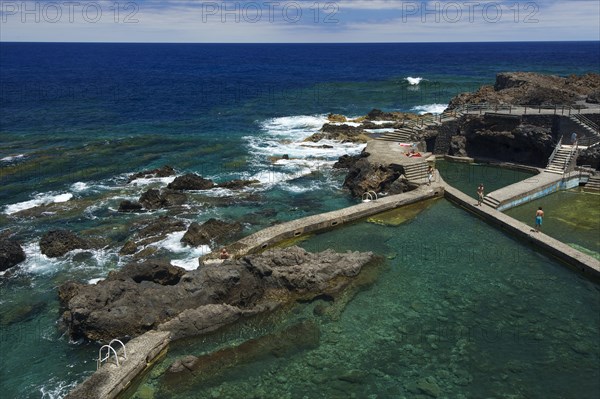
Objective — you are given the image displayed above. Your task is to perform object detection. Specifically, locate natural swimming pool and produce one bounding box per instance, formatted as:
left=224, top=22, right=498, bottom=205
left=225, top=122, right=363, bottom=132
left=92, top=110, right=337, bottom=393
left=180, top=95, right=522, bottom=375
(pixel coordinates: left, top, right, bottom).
left=131, top=199, right=600, bottom=399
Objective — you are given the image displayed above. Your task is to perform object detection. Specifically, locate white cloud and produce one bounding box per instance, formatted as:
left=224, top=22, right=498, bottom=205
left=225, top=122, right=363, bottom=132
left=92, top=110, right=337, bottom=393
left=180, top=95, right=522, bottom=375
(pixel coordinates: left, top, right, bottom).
left=0, top=0, right=598, bottom=42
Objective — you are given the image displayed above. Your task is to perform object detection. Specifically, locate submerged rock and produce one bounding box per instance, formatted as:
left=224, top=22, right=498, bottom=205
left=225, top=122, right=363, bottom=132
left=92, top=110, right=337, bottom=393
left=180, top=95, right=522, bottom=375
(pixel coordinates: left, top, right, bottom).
left=58, top=246, right=375, bottom=341
left=162, top=319, right=320, bottom=390
left=0, top=239, right=26, bottom=271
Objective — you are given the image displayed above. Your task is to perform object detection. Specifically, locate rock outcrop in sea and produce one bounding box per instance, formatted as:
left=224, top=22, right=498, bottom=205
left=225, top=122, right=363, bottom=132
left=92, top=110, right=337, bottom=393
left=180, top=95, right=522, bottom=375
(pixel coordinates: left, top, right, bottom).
left=180, top=218, right=243, bottom=248
left=39, top=230, right=104, bottom=258
left=58, top=246, right=377, bottom=341
left=0, top=239, right=26, bottom=272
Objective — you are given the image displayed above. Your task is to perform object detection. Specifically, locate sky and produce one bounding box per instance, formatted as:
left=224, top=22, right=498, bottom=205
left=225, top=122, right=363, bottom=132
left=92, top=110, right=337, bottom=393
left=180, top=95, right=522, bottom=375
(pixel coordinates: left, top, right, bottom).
left=0, top=0, right=599, bottom=42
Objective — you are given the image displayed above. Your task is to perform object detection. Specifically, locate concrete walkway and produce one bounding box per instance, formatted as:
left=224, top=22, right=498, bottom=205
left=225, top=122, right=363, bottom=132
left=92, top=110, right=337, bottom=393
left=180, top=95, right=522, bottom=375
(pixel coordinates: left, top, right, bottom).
left=365, top=139, right=432, bottom=166
left=443, top=181, right=600, bottom=280
left=65, top=331, right=170, bottom=399
left=206, top=183, right=444, bottom=262
left=483, top=170, right=581, bottom=211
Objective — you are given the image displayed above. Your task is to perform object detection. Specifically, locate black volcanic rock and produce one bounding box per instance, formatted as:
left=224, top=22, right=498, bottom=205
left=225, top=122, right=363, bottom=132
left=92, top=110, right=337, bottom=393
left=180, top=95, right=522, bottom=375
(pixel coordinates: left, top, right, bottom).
left=448, top=72, right=600, bottom=109
left=305, top=124, right=370, bottom=143
left=138, top=189, right=187, bottom=210
left=333, top=151, right=370, bottom=169
left=0, top=240, right=26, bottom=271
left=118, top=200, right=143, bottom=212
left=128, top=165, right=176, bottom=183
left=58, top=246, right=376, bottom=341
left=181, top=219, right=243, bottom=248
left=167, top=174, right=214, bottom=190
left=217, top=179, right=260, bottom=190
left=40, top=230, right=92, bottom=258
left=343, top=158, right=403, bottom=197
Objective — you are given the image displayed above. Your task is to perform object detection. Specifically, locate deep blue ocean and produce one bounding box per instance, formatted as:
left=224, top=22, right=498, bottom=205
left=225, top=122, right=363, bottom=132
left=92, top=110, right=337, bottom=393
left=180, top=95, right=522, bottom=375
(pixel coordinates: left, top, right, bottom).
left=1, top=42, right=599, bottom=398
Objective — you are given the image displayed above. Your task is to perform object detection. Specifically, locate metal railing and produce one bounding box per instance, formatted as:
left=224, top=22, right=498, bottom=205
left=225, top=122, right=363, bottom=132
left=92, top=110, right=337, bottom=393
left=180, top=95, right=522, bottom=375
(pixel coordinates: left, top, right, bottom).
left=564, top=142, right=579, bottom=174
left=547, top=137, right=563, bottom=168
left=571, top=113, right=599, bottom=132
left=361, top=191, right=378, bottom=202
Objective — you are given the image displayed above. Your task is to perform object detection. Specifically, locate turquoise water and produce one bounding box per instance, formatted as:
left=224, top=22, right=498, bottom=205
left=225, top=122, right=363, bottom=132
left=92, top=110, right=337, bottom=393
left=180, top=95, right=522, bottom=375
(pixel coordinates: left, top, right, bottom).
left=505, top=188, right=600, bottom=259
left=131, top=200, right=600, bottom=399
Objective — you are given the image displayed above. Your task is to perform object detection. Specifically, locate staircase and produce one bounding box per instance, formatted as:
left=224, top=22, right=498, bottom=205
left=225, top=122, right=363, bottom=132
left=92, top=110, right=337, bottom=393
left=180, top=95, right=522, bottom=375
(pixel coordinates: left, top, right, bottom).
left=378, top=127, right=417, bottom=143
left=482, top=196, right=500, bottom=209
left=403, top=161, right=429, bottom=183
left=546, top=145, right=574, bottom=174
left=570, top=114, right=599, bottom=135
left=584, top=175, right=600, bottom=191
left=570, top=114, right=600, bottom=147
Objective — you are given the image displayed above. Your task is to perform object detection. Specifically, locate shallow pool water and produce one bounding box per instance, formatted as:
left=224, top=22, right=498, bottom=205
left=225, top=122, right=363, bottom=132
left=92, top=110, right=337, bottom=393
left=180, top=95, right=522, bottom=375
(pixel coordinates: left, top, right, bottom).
left=505, top=187, right=600, bottom=259
left=133, top=199, right=600, bottom=399
left=436, top=160, right=536, bottom=201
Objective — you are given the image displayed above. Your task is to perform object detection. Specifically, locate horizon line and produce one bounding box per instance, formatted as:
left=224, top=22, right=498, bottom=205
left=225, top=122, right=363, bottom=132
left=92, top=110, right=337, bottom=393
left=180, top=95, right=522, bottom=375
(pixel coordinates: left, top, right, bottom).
left=1, top=40, right=600, bottom=45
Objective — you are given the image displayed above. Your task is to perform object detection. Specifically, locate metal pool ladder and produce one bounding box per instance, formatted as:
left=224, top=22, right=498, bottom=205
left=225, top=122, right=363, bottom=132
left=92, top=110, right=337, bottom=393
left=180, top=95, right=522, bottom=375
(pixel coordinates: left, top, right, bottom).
left=97, top=339, right=127, bottom=369
left=362, top=191, right=378, bottom=203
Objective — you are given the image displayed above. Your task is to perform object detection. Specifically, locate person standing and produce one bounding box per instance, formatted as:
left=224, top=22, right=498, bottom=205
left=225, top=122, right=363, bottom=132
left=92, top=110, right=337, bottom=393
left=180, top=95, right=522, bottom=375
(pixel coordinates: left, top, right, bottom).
left=427, top=165, right=434, bottom=185
left=571, top=132, right=578, bottom=145
left=477, top=183, right=484, bottom=206
left=534, top=207, right=544, bottom=232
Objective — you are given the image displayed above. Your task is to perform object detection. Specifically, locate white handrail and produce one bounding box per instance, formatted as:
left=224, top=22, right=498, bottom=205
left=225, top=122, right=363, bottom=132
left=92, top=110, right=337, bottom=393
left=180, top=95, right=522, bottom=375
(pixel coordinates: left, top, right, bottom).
left=97, top=345, right=120, bottom=369
left=361, top=191, right=378, bottom=203
left=109, top=339, right=127, bottom=361
left=97, top=339, right=127, bottom=369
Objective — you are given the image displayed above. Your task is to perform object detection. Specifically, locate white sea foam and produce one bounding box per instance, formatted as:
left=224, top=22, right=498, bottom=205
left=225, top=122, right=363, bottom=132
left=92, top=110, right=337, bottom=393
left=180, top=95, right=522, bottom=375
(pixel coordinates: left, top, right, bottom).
left=88, top=278, right=104, bottom=284
left=329, top=121, right=362, bottom=127
left=150, top=231, right=211, bottom=270
left=4, top=192, right=73, bottom=215
left=412, top=104, right=447, bottom=115
left=40, top=378, right=80, bottom=399
left=70, top=182, right=90, bottom=192
left=1, top=154, right=26, bottom=163
left=245, top=115, right=366, bottom=190
left=406, top=76, right=424, bottom=85
left=128, top=175, right=177, bottom=186
left=259, top=115, right=328, bottom=137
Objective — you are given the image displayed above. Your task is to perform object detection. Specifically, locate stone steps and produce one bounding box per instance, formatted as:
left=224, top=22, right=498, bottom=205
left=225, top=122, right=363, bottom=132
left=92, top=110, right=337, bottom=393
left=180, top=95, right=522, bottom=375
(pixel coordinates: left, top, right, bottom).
left=546, top=147, right=573, bottom=174
left=584, top=175, right=600, bottom=191
left=378, top=127, right=415, bottom=143
left=483, top=196, right=500, bottom=208
left=403, top=162, right=429, bottom=182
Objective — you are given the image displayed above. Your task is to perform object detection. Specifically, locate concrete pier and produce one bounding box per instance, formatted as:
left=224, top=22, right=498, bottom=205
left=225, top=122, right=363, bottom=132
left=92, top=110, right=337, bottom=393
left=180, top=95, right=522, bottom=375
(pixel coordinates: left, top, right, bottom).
left=218, top=183, right=444, bottom=261
left=484, top=170, right=581, bottom=211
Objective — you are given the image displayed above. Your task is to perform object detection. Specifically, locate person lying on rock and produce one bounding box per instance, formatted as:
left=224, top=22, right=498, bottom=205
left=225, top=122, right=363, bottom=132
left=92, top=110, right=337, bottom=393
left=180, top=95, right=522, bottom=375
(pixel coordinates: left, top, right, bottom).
left=220, top=248, right=230, bottom=260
